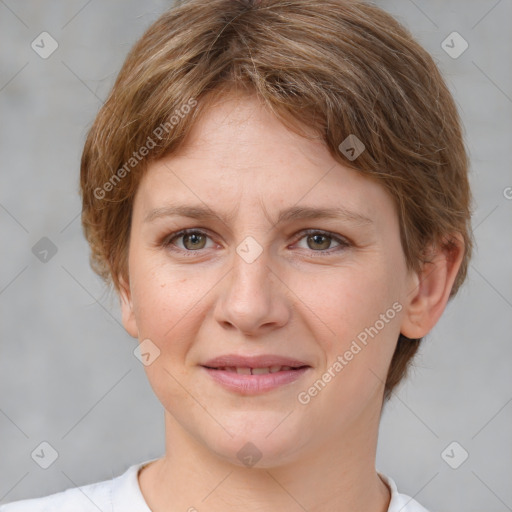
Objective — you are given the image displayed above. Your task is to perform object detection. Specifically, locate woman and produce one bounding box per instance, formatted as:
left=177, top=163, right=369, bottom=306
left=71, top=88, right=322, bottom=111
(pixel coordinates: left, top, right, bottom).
left=2, top=0, right=473, bottom=510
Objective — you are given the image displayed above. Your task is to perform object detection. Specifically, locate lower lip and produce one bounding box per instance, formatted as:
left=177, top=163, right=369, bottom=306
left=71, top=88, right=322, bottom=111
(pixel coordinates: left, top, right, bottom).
left=202, top=367, right=310, bottom=394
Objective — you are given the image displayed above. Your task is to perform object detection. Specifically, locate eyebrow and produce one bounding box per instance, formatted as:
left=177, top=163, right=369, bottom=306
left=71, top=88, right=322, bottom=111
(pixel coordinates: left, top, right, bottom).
left=144, top=204, right=373, bottom=227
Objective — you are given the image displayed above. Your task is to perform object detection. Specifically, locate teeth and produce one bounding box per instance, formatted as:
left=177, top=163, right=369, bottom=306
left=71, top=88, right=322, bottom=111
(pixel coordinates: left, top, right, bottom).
left=251, top=367, right=271, bottom=375
left=216, top=366, right=298, bottom=374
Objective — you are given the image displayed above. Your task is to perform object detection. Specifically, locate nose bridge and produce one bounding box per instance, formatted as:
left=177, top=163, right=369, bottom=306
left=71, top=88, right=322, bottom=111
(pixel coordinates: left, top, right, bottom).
left=214, top=236, right=289, bottom=334
left=230, top=238, right=273, bottom=307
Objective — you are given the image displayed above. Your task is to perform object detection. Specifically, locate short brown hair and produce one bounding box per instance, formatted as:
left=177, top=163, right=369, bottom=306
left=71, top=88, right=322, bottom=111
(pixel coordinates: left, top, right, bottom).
left=80, top=0, right=473, bottom=399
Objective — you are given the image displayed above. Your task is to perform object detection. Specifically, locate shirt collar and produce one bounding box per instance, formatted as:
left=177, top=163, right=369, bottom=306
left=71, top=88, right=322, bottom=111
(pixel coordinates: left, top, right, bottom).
left=111, top=458, right=156, bottom=512
left=112, top=460, right=427, bottom=512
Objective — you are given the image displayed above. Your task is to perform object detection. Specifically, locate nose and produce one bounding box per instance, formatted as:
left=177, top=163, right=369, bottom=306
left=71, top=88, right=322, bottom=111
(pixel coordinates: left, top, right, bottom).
left=213, top=246, right=290, bottom=337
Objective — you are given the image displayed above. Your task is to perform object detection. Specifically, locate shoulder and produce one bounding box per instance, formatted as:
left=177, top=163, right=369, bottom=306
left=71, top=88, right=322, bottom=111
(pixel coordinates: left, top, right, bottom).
left=0, top=478, right=113, bottom=512
left=0, top=460, right=154, bottom=512
left=379, top=473, right=430, bottom=512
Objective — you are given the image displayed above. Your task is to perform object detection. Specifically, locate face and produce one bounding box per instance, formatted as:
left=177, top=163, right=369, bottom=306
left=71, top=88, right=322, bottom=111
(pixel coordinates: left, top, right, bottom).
left=119, top=93, right=419, bottom=467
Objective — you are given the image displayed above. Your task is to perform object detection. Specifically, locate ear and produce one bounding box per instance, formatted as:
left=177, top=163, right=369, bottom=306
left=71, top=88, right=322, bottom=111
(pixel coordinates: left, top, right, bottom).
left=400, top=233, right=465, bottom=339
left=118, top=274, right=139, bottom=339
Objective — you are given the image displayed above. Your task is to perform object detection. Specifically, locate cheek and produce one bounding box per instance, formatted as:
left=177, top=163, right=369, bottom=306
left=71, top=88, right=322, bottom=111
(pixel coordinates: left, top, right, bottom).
left=129, top=254, right=221, bottom=366
left=290, top=260, right=402, bottom=352
left=129, top=254, right=194, bottom=339
left=129, top=260, right=206, bottom=406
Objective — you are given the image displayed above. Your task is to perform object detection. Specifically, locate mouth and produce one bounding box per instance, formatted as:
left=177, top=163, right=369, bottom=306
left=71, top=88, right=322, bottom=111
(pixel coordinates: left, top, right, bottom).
left=203, top=365, right=308, bottom=374
left=200, top=354, right=311, bottom=394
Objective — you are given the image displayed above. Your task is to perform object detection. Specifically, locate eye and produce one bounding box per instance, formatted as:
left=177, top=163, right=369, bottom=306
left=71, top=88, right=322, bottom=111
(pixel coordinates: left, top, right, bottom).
left=293, top=229, right=350, bottom=254
left=164, top=229, right=215, bottom=252
left=163, top=228, right=351, bottom=256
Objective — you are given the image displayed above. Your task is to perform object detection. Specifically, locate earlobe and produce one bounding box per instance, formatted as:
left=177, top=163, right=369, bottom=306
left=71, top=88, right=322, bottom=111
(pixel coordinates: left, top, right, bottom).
left=400, top=233, right=465, bottom=339
left=118, top=274, right=139, bottom=339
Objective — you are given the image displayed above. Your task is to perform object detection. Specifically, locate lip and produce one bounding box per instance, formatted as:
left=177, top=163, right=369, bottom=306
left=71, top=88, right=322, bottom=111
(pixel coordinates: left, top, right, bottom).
left=200, top=354, right=311, bottom=395
left=202, top=354, right=310, bottom=368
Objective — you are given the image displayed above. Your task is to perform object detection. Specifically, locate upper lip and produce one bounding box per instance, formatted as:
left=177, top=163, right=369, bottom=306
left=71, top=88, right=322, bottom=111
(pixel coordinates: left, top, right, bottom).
left=202, top=354, right=310, bottom=369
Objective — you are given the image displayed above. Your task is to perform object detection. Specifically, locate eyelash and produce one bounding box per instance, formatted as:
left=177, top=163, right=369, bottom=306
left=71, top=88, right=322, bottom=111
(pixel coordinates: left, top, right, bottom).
left=162, top=228, right=351, bottom=257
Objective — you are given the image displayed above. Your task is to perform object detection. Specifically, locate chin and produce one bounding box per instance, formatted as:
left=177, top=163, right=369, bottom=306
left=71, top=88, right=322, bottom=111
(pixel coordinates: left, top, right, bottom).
left=202, top=412, right=309, bottom=469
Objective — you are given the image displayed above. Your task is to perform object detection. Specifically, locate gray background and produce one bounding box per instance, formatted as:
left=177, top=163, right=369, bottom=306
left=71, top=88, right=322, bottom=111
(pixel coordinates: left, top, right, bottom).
left=0, top=0, right=511, bottom=510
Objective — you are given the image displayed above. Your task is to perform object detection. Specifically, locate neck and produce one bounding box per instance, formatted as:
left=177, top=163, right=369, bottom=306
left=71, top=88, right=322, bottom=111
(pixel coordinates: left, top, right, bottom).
left=139, top=401, right=390, bottom=512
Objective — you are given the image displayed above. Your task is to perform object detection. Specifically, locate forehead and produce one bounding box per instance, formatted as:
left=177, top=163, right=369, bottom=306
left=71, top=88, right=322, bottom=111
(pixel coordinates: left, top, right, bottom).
left=134, top=93, right=395, bottom=225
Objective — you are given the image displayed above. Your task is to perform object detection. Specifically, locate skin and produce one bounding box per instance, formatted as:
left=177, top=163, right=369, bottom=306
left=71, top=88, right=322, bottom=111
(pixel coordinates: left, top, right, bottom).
left=118, top=92, right=464, bottom=512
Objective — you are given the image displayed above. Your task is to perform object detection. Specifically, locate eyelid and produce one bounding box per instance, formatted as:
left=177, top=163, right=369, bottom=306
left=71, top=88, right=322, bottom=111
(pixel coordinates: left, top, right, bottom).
left=291, top=228, right=351, bottom=250
left=163, top=228, right=218, bottom=252
left=163, top=228, right=351, bottom=255
left=294, top=228, right=347, bottom=241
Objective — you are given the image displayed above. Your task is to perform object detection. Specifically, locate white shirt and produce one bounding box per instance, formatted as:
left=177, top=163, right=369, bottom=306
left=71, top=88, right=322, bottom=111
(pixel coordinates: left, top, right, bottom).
left=0, top=459, right=429, bottom=511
